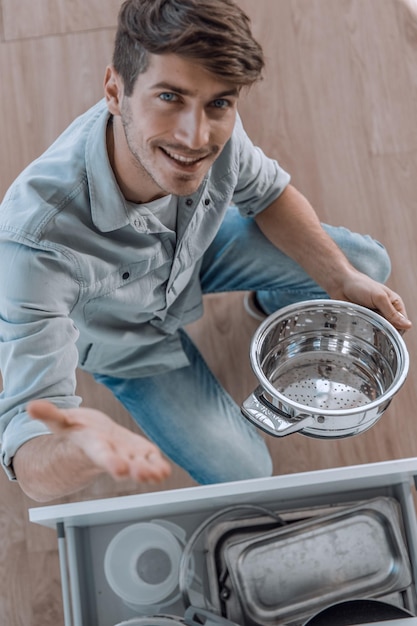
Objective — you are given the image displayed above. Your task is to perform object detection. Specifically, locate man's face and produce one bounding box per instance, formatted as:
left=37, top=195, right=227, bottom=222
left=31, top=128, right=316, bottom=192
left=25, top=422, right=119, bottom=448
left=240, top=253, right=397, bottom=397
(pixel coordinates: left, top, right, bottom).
left=107, top=54, right=240, bottom=202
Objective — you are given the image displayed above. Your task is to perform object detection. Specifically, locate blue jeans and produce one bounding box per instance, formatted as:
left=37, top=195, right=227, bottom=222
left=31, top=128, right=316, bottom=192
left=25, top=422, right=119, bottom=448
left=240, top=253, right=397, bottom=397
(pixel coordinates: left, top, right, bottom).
left=95, top=206, right=391, bottom=484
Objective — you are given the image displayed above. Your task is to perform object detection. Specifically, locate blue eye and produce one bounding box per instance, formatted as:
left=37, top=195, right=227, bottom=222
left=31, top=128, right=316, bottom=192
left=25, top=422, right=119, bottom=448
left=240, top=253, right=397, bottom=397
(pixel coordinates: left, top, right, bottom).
left=159, top=92, right=177, bottom=102
left=212, top=99, right=229, bottom=108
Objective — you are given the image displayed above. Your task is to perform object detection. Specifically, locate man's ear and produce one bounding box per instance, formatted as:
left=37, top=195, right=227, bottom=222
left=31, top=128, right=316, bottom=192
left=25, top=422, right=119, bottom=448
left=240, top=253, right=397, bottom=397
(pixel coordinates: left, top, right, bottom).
left=104, top=66, right=124, bottom=115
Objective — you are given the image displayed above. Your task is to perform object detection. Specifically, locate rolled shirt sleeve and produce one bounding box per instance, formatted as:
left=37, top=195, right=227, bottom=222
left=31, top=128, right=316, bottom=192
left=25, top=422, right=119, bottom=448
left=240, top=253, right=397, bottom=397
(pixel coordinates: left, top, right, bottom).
left=0, top=240, right=82, bottom=478
left=232, top=114, right=291, bottom=217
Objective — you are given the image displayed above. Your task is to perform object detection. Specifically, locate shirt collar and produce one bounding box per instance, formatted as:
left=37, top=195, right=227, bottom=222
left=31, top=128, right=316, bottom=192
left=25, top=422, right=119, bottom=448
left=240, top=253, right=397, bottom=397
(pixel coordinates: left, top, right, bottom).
left=85, top=102, right=131, bottom=232
left=85, top=100, right=208, bottom=233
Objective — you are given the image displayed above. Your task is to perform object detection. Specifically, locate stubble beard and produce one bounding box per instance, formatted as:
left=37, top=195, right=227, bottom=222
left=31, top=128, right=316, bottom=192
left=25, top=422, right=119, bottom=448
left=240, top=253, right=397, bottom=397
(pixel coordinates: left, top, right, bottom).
left=120, top=106, right=172, bottom=198
left=120, top=101, right=219, bottom=199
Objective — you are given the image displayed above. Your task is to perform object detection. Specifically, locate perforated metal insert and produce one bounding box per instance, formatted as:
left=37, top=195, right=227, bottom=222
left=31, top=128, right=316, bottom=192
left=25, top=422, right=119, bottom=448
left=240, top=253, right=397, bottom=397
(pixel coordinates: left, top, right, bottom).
left=269, top=354, right=381, bottom=410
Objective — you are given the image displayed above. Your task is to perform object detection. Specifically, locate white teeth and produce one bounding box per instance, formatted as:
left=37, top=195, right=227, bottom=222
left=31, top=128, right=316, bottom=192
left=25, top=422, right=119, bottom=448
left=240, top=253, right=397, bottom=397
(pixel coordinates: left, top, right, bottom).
left=163, top=148, right=202, bottom=164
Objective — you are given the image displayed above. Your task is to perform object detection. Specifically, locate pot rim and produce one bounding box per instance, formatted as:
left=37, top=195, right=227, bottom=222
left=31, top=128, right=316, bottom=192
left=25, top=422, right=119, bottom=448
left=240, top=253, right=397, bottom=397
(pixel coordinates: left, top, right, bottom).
left=250, top=299, right=409, bottom=418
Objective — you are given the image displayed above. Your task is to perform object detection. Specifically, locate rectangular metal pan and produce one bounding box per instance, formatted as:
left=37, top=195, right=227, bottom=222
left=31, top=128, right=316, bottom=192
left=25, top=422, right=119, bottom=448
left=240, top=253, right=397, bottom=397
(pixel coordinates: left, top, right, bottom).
left=219, top=497, right=412, bottom=625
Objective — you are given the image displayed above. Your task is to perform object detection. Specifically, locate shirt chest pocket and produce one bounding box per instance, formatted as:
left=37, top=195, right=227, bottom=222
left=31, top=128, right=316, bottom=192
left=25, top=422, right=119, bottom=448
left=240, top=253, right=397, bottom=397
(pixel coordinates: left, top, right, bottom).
left=82, top=255, right=172, bottom=331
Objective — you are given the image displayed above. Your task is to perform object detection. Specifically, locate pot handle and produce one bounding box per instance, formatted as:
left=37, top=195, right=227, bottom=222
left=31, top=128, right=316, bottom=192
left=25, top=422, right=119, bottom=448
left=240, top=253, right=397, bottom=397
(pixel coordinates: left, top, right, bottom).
left=241, top=386, right=315, bottom=437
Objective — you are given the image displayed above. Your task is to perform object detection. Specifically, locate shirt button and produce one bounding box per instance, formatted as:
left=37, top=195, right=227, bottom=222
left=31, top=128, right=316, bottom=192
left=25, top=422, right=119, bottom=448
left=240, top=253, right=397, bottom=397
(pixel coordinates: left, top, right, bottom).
left=204, top=198, right=210, bottom=206
left=185, top=198, right=193, bottom=206
left=122, top=272, right=130, bottom=280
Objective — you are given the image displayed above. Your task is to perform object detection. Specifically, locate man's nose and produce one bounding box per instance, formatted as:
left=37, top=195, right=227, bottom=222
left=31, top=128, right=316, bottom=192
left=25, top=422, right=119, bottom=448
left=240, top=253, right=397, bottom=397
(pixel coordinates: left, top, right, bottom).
left=174, top=108, right=210, bottom=149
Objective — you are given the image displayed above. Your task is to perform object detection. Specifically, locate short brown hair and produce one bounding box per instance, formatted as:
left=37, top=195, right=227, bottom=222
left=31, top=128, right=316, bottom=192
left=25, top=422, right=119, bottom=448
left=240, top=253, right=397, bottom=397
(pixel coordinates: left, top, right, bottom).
left=113, top=0, right=264, bottom=96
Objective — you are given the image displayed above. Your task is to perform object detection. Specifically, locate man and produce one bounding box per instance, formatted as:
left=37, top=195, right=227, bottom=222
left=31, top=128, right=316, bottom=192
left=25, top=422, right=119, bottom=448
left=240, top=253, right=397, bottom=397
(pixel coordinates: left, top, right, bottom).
left=0, top=0, right=410, bottom=502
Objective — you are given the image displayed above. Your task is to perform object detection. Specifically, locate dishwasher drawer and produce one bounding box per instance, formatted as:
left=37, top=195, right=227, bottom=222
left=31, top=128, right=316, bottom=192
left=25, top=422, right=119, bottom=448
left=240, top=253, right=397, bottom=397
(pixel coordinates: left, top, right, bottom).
left=30, top=458, right=417, bottom=626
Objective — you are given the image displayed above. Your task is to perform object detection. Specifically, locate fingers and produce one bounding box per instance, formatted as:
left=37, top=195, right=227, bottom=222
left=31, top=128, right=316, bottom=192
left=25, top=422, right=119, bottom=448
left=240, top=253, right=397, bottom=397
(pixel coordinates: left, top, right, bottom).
left=374, top=291, right=412, bottom=332
left=122, top=446, right=172, bottom=483
left=87, top=437, right=172, bottom=484
left=27, top=399, right=60, bottom=420
left=83, top=417, right=172, bottom=483
left=390, top=305, right=412, bottom=332
left=26, top=399, right=74, bottom=430
left=134, top=449, right=172, bottom=483
left=341, top=272, right=412, bottom=332
left=26, top=401, right=172, bottom=485
left=84, top=437, right=132, bottom=479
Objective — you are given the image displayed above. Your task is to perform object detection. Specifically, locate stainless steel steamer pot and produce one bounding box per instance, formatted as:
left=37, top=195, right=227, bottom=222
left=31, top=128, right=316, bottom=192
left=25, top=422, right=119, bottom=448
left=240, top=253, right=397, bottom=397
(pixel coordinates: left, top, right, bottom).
left=241, top=300, right=409, bottom=438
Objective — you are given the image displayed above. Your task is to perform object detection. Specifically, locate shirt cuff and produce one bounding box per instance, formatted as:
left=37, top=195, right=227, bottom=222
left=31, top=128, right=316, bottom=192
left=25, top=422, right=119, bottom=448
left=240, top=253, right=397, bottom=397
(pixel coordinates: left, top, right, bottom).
left=1, top=412, right=52, bottom=480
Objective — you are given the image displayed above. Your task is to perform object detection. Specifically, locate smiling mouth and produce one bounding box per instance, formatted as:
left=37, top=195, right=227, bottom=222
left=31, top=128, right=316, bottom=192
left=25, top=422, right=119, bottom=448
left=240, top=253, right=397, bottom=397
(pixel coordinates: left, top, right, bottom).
left=160, top=147, right=208, bottom=167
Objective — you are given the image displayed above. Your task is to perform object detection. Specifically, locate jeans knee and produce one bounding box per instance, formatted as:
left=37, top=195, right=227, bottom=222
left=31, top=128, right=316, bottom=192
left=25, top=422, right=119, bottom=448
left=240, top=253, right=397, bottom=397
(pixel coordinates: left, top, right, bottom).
left=248, top=452, right=274, bottom=479
left=356, top=237, right=391, bottom=284
left=375, top=242, right=392, bottom=283
left=235, top=441, right=274, bottom=480
left=194, top=437, right=273, bottom=484
left=238, top=446, right=274, bottom=481
left=323, top=225, right=392, bottom=285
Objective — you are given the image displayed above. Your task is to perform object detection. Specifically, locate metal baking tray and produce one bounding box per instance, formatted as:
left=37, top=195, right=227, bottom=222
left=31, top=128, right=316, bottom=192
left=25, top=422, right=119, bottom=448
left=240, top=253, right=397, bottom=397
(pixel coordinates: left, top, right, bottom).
left=204, top=502, right=382, bottom=616
left=214, top=497, right=413, bottom=625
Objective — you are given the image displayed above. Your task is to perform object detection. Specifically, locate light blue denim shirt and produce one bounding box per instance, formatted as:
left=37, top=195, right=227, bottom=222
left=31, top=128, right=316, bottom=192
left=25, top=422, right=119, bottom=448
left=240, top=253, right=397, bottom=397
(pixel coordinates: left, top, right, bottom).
left=0, top=99, right=290, bottom=478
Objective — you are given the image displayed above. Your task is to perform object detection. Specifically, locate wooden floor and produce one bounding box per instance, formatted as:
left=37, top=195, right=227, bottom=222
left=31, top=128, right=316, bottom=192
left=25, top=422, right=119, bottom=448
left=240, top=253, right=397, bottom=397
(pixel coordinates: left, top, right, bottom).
left=1, top=0, right=417, bottom=623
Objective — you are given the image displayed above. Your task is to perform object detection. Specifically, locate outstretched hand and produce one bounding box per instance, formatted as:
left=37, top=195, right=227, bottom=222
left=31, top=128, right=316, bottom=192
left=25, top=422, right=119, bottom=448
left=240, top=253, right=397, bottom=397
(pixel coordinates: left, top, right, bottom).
left=26, top=399, right=172, bottom=484
left=331, top=270, right=412, bottom=332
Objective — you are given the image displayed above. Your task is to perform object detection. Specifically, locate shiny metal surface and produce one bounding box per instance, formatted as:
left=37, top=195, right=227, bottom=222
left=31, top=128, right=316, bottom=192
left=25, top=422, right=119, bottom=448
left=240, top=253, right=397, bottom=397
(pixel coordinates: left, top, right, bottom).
left=220, top=498, right=412, bottom=626
left=113, top=617, right=184, bottom=626
left=242, top=300, right=409, bottom=438
left=204, top=504, right=358, bottom=620
left=113, top=611, right=238, bottom=626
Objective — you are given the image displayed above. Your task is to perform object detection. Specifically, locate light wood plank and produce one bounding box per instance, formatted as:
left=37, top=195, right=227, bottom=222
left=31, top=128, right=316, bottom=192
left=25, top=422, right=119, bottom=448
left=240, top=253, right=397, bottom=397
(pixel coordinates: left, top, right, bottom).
left=0, top=28, right=116, bottom=197
left=2, top=0, right=119, bottom=41
left=28, top=551, right=66, bottom=626
left=0, top=470, right=34, bottom=625
left=63, top=0, right=120, bottom=35
left=1, top=2, right=417, bottom=625
left=2, top=0, right=65, bottom=40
